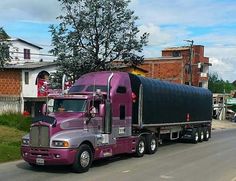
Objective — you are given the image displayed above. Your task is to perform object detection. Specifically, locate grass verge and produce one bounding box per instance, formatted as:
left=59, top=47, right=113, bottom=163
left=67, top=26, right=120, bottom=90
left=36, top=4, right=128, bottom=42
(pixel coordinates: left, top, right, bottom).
left=0, top=125, right=26, bottom=163
left=0, top=112, right=31, bottom=132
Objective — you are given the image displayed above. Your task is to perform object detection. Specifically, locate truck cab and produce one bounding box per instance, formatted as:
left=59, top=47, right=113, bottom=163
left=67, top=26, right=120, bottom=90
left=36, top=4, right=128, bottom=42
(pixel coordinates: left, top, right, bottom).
left=21, top=72, right=136, bottom=173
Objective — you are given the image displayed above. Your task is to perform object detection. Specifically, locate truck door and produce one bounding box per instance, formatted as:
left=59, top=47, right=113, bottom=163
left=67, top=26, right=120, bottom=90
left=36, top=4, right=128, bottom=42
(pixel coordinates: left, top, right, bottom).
left=113, top=86, right=132, bottom=138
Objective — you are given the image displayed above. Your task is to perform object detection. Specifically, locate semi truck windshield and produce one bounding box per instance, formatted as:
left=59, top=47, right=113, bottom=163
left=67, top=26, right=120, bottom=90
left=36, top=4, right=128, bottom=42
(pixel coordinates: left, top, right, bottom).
left=53, top=99, right=87, bottom=112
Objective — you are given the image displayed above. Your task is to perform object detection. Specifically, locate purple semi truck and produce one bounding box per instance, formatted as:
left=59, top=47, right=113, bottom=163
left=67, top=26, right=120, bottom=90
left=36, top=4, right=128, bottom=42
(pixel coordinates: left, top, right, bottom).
left=21, top=71, right=212, bottom=173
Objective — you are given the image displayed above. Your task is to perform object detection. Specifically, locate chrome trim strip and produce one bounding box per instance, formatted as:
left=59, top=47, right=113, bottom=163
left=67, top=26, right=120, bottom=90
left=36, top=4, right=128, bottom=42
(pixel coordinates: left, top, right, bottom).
left=133, top=120, right=212, bottom=127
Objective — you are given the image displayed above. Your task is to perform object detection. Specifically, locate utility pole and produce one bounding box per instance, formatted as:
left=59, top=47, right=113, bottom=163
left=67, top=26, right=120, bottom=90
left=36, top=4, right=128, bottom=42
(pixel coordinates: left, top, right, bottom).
left=184, top=40, right=194, bottom=86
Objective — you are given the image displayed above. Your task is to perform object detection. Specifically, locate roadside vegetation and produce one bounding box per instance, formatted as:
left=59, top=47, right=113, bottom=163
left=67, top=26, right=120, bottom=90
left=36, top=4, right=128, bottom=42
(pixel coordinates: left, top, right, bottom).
left=208, top=72, right=236, bottom=93
left=0, top=113, right=31, bottom=163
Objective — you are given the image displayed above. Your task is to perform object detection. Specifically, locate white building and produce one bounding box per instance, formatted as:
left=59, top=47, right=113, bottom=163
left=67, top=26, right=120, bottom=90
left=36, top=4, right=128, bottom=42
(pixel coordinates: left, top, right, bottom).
left=0, top=38, right=58, bottom=116
left=9, top=38, right=43, bottom=62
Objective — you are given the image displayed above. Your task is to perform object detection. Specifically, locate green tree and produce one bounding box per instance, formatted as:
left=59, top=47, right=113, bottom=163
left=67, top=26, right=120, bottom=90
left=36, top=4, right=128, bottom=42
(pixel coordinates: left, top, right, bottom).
left=0, top=27, right=10, bottom=67
left=50, top=0, right=149, bottom=81
left=208, top=72, right=236, bottom=93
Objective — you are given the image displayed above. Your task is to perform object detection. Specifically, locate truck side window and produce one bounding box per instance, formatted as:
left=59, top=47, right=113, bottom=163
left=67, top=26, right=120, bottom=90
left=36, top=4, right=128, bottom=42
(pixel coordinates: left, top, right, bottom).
left=116, top=86, right=126, bottom=94
left=120, top=105, right=125, bottom=120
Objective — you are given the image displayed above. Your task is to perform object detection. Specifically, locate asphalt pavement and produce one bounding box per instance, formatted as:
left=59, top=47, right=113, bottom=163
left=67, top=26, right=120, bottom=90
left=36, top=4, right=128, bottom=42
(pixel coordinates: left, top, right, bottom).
left=1, top=128, right=236, bottom=181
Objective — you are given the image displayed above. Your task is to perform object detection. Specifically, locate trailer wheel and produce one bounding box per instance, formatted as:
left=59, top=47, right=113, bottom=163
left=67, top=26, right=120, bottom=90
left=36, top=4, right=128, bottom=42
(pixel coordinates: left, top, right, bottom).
left=135, top=136, right=146, bottom=157
left=203, top=127, right=210, bottom=141
left=192, top=129, right=199, bottom=144
left=145, top=134, right=158, bottom=154
left=72, top=144, right=93, bottom=173
left=199, top=129, right=204, bottom=142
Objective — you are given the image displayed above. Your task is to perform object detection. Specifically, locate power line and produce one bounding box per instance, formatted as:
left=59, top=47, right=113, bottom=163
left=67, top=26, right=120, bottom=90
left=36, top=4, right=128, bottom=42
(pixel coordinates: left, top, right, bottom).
left=9, top=51, right=55, bottom=57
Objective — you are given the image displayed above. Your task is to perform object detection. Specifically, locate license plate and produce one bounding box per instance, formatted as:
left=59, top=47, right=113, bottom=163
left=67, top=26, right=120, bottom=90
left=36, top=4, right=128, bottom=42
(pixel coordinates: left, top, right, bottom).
left=36, top=158, right=44, bottom=165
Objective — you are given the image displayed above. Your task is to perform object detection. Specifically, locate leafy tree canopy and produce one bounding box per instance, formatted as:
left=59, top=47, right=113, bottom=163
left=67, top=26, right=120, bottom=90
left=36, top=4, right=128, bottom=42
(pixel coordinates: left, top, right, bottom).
left=208, top=72, right=236, bottom=93
left=50, top=0, right=149, bottom=81
left=0, top=27, right=10, bottom=67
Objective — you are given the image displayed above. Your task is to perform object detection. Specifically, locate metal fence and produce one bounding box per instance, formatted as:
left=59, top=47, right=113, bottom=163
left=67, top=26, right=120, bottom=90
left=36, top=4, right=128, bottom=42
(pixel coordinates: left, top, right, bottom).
left=0, top=96, right=21, bottom=114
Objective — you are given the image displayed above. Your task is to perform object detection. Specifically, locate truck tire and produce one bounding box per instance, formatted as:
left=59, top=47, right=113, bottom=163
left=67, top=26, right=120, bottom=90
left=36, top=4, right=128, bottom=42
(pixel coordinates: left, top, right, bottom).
left=192, top=129, right=199, bottom=144
left=203, top=127, right=210, bottom=141
left=145, top=134, right=158, bottom=154
left=199, top=128, right=204, bottom=142
left=72, top=144, right=93, bottom=173
left=135, top=136, right=146, bottom=157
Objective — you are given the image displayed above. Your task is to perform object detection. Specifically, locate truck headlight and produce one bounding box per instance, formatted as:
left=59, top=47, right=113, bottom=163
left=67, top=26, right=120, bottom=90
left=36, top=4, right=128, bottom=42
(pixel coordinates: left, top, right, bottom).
left=52, top=140, right=70, bottom=147
left=22, top=139, right=29, bottom=146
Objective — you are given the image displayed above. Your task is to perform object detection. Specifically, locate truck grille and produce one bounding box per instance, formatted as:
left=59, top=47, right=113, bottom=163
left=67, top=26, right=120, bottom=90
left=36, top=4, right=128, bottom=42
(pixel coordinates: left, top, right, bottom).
left=30, top=126, right=50, bottom=147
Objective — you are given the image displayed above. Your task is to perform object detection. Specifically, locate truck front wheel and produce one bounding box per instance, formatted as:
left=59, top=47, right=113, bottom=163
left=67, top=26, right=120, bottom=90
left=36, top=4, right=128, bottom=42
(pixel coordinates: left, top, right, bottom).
left=72, top=144, right=93, bottom=173
left=135, top=136, right=146, bottom=157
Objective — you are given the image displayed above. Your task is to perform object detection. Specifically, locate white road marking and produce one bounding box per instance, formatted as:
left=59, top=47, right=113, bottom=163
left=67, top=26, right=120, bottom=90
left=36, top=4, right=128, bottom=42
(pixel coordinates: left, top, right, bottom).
left=160, top=175, right=174, bottom=179
left=122, top=170, right=131, bottom=173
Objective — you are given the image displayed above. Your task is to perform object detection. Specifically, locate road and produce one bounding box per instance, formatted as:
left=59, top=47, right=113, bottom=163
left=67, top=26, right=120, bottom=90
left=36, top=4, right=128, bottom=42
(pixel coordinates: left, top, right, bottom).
left=1, top=129, right=236, bottom=181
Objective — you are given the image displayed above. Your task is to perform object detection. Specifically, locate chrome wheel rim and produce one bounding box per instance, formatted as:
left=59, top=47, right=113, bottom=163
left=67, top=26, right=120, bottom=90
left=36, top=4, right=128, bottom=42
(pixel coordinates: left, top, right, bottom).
left=206, top=130, right=209, bottom=139
left=195, top=132, right=199, bottom=142
left=80, top=151, right=90, bottom=168
left=139, top=141, right=145, bottom=154
left=201, top=131, right=204, bottom=140
left=150, top=139, right=156, bottom=151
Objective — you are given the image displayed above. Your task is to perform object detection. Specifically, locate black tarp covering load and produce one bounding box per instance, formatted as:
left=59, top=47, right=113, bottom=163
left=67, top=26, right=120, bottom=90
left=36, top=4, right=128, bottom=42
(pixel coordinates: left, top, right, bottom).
left=129, top=74, right=212, bottom=125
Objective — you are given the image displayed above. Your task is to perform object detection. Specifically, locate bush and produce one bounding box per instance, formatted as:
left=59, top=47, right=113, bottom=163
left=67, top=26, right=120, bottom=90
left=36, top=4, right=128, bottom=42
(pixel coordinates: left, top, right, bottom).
left=0, top=125, right=27, bottom=163
left=0, top=113, right=31, bottom=132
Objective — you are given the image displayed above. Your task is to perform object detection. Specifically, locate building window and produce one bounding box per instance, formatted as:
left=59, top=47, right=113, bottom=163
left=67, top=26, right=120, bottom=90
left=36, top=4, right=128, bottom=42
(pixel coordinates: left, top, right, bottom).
left=24, top=49, right=30, bottom=59
left=200, top=65, right=204, bottom=72
left=185, top=82, right=190, bottom=85
left=172, top=51, right=181, bottom=57
left=199, top=82, right=203, bottom=87
left=120, top=105, right=125, bottom=120
left=25, top=72, right=29, bottom=84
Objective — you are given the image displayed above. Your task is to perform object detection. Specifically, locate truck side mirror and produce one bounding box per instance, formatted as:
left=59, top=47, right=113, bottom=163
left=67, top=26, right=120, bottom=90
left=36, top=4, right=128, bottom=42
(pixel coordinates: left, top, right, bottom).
left=99, top=104, right=105, bottom=117
left=41, top=104, right=47, bottom=115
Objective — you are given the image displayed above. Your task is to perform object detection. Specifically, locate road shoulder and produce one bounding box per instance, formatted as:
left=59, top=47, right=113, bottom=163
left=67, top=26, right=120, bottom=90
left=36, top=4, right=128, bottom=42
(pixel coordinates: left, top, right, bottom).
left=212, top=119, right=236, bottom=131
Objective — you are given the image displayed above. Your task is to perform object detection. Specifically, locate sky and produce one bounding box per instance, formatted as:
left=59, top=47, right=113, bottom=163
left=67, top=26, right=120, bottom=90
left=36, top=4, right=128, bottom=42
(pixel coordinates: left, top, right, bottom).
left=0, top=0, right=236, bottom=82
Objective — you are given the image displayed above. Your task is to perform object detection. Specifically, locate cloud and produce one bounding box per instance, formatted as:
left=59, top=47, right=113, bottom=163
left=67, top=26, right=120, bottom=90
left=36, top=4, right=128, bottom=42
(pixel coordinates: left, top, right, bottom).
left=209, top=57, right=236, bottom=82
left=133, top=0, right=236, bottom=26
left=138, top=23, right=190, bottom=46
left=0, top=0, right=61, bottom=23
left=138, top=24, right=172, bottom=46
left=130, top=0, right=139, bottom=6
left=193, top=32, right=236, bottom=81
left=206, top=46, right=236, bottom=82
